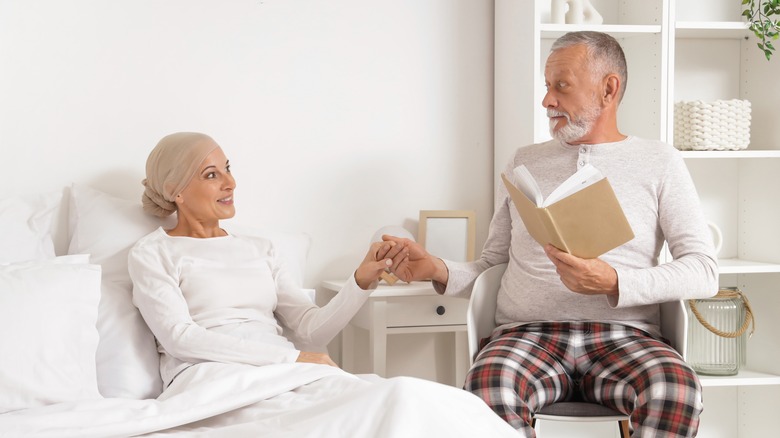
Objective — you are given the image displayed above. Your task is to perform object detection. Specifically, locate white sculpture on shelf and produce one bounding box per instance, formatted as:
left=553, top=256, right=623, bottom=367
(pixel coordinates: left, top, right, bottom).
left=551, top=0, right=603, bottom=25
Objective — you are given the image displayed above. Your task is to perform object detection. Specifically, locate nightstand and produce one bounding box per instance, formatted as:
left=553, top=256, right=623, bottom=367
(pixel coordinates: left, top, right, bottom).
left=321, top=280, right=469, bottom=386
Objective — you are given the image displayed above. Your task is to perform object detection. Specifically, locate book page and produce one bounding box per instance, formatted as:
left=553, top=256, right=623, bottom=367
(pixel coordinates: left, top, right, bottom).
left=544, top=164, right=604, bottom=207
left=511, top=165, right=543, bottom=206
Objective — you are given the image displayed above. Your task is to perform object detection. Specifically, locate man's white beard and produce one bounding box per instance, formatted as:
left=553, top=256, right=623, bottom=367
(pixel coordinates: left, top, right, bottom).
left=547, top=104, right=601, bottom=143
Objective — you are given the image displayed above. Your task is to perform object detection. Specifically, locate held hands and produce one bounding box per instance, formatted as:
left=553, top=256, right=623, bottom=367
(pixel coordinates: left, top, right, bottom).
left=354, top=241, right=406, bottom=290
left=544, top=244, right=619, bottom=296
left=296, top=351, right=338, bottom=367
left=380, top=235, right=449, bottom=284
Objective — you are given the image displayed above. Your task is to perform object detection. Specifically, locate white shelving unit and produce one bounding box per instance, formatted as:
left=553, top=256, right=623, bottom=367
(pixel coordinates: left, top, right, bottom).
left=496, top=0, right=780, bottom=436
left=539, top=23, right=663, bottom=36
left=717, top=258, right=780, bottom=275
left=674, top=21, right=750, bottom=39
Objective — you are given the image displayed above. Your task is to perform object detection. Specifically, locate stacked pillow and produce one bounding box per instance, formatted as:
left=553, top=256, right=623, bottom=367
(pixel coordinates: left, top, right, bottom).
left=0, top=191, right=62, bottom=263
left=67, top=184, right=313, bottom=398
left=0, top=193, right=101, bottom=413
left=1, top=185, right=313, bottom=408
left=67, top=185, right=177, bottom=398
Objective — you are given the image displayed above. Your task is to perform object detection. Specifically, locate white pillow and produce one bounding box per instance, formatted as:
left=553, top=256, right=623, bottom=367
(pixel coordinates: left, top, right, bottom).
left=68, top=185, right=173, bottom=399
left=0, top=255, right=102, bottom=413
left=67, top=184, right=312, bottom=399
left=0, top=191, right=63, bottom=263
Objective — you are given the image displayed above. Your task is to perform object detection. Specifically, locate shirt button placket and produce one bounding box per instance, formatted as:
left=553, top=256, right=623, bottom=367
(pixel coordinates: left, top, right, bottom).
left=578, top=146, right=589, bottom=169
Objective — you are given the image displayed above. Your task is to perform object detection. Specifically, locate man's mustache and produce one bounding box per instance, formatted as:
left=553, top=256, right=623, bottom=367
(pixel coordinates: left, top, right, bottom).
left=547, top=109, right=570, bottom=120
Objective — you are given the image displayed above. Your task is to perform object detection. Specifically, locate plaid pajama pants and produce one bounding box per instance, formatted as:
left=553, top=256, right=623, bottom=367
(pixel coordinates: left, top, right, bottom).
left=464, top=322, right=703, bottom=437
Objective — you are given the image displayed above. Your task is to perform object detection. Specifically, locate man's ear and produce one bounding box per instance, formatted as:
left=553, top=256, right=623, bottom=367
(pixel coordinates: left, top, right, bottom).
left=175, top=193, right=184, bottom=204
left=603, top=74, right=621, bottom=104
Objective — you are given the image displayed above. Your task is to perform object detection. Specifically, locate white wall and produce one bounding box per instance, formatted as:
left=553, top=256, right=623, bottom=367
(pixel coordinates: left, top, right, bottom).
left=0, top=0, right=495, bottom=288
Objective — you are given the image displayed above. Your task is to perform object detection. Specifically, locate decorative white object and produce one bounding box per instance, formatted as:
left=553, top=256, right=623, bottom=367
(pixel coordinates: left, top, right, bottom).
left=687, top=287, right=754, bottom=376
left=674, top=99, right=752, bottom=151
left=708, top=221, right=723, bottom=256
left=370, top=225, right=415, bottom=244
left=551, top=0, right=603, bottom=25
left=551, top=0, right=568, bottom=24
left=579, top=0, right=603, bottom=24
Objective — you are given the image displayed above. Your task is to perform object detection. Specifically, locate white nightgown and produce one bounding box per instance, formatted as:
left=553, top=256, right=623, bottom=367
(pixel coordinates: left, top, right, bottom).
left=128, top=227, right=370, bottom=387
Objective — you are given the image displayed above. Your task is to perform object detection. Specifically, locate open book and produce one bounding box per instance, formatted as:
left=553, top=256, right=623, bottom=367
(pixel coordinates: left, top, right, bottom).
left=501, top=164, right=634, bottom=258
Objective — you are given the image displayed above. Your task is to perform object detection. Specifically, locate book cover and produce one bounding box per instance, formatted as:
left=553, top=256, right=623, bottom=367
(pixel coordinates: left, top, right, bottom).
left=501, top=165, right=634, bottom=259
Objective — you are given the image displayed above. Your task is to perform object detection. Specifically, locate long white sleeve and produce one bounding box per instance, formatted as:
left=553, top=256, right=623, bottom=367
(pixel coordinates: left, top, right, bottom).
left=128, top=228, right=370, bottom=386
left=439, top=137, right=718, bottom=336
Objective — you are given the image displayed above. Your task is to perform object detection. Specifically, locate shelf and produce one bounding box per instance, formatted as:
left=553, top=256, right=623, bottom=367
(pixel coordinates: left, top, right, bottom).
left=680, top=150, right=780, bottom=159
left=540, top=24, right=662, bottom=39
left=718, top=259, right=780, bottom=275
left=699, top=369, right=780, bottom=387
left=675, top=21, right=750, bottom=39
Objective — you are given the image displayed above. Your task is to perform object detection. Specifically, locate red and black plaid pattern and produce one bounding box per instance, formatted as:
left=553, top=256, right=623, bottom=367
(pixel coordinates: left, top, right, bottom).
left=464, top=322, right=703, bottom=437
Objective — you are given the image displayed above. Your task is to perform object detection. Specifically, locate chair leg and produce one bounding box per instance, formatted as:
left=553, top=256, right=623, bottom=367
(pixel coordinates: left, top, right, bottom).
left=618, top=419, right=630, bottom=438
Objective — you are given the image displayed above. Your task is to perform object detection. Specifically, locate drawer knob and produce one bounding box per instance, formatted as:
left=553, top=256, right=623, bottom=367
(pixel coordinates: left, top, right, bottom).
left=436, top=305, right=446, bottom=315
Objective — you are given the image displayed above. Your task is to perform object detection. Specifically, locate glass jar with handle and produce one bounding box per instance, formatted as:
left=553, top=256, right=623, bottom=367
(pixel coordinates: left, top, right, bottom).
left=686, top=287, right=755, bottom=376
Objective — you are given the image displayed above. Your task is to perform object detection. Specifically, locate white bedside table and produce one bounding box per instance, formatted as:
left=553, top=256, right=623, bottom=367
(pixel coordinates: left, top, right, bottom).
left=321, top=280, right=469, bottom=387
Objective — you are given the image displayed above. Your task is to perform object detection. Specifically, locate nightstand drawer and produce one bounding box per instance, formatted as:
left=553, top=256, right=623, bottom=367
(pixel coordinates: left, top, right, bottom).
left=385, top=295, right=468, bottom=327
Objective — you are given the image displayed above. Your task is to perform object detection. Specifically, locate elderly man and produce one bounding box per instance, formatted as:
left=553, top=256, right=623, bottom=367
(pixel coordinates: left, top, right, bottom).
left=383, top=31, right=718, bottom=437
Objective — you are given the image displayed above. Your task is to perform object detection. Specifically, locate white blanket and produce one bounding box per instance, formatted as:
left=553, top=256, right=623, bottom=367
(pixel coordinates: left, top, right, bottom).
left=0, top=363, right=518, bottom=437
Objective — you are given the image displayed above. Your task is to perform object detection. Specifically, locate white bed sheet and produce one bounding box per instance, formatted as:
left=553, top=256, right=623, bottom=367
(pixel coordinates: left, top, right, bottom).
left=0, top=363, right=517, bottom=438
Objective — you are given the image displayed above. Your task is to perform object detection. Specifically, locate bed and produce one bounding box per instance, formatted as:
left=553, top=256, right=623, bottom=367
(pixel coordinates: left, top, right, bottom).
left=0, top=185, right=517, bottom=437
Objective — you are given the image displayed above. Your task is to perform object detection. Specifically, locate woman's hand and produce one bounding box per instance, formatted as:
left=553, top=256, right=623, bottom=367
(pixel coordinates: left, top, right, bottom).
left=296, top=351, right=339, bottom=367
left=381, top=235, right=449, bottom=284
left=353, top=241, right=403, bottom=290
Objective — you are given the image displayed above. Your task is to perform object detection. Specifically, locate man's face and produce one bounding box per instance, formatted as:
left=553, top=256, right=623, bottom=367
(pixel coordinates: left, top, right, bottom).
left=542, top=45, right=603, bottom=144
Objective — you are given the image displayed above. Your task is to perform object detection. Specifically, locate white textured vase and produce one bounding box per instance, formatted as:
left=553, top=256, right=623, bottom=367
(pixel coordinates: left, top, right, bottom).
left=565, top=0, right=584, bottom=24
left=550, top=0, right=567, bottom=24
left=552, top=0, right=603, bottom=25
left=579, top=0, right=603, bottom=25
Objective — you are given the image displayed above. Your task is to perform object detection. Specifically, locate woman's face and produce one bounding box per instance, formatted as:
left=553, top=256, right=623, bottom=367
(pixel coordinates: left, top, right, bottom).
left=176, top=146, right=236, bottom=223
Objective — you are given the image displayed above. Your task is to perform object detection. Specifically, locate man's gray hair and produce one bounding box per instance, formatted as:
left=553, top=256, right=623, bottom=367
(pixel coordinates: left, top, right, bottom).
left=551, top=31, right=628, bottom=103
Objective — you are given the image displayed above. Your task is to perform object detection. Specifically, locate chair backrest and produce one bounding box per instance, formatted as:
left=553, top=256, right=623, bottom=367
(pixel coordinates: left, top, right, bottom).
left=466, top=263, right=507, bottom=365
left=659, top=299, right=688, bottom=359
left=466, top=262, right=688, bottom=364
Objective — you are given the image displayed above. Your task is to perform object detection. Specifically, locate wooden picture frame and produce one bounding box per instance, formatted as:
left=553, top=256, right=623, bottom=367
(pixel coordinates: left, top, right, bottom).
left=418, top=210, right=476, bottom=262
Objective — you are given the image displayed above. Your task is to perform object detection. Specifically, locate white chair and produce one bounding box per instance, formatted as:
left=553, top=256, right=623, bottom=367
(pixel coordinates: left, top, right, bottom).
left=466, top=263, right=687, bottom=437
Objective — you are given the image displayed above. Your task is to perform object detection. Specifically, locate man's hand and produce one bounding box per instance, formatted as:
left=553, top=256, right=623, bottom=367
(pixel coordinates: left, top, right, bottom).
left=381, top=235, right=449, bottom=284
left=544, top=244, right=619, bottom=296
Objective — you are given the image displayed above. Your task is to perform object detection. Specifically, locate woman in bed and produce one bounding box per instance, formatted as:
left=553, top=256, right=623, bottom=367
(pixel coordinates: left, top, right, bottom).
left=128, top=132, right=518, bottom=437
left=129, top=131, right=401, bottom=386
